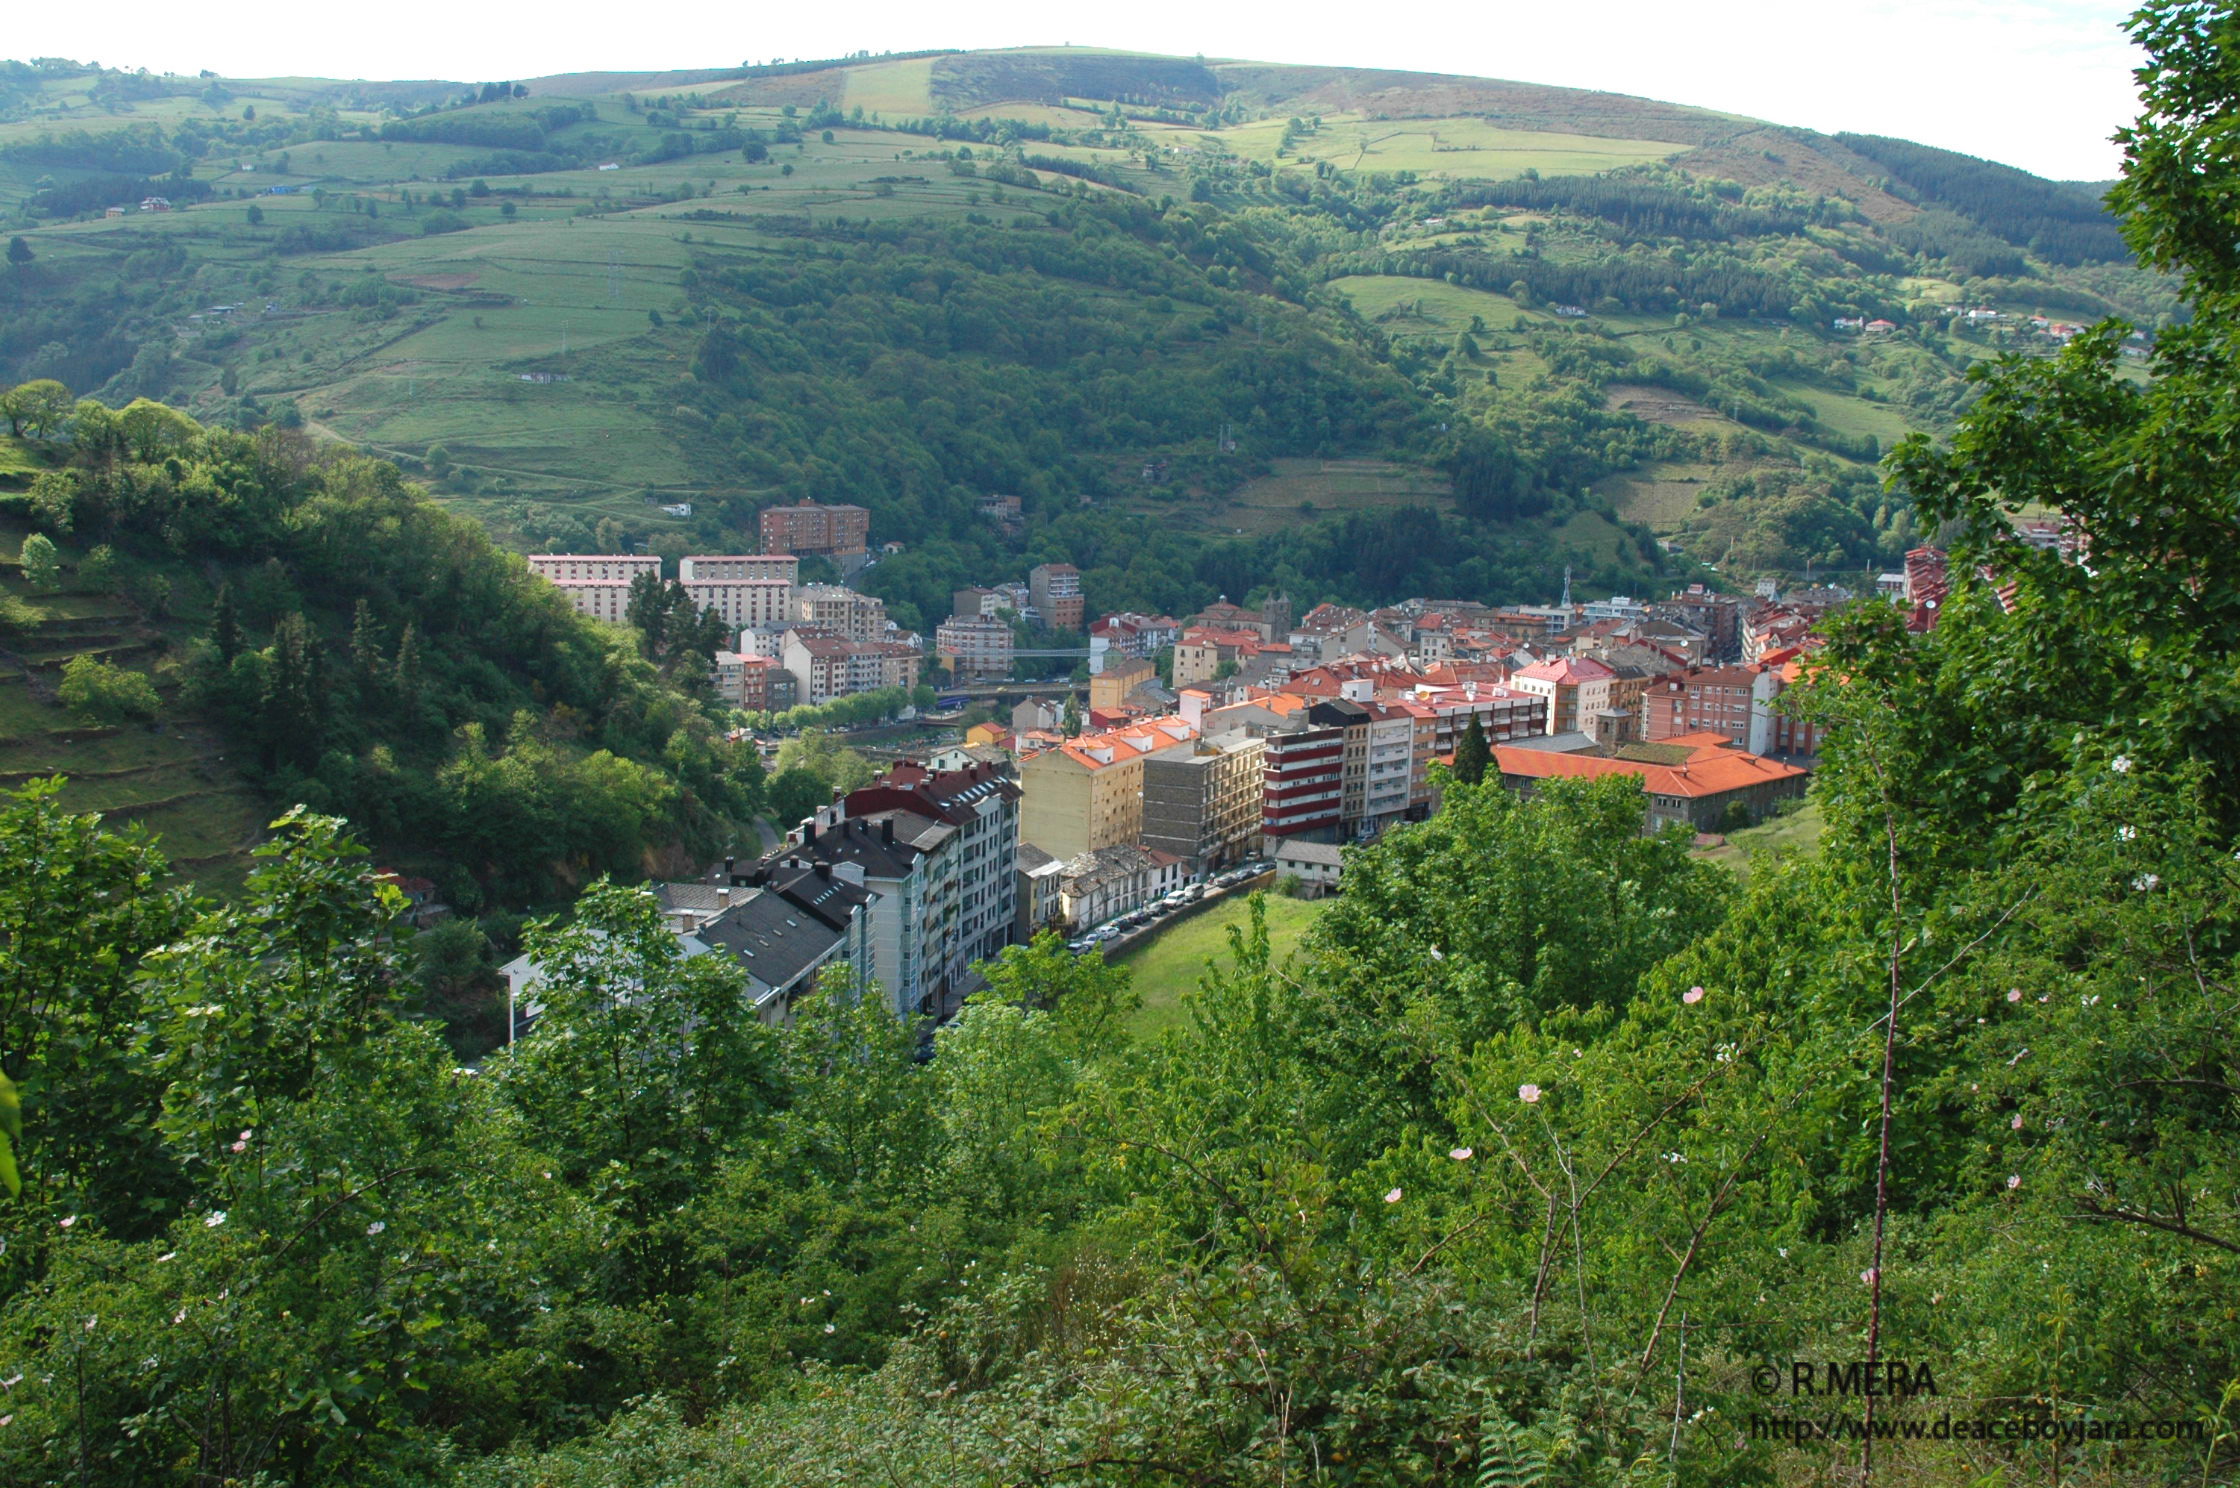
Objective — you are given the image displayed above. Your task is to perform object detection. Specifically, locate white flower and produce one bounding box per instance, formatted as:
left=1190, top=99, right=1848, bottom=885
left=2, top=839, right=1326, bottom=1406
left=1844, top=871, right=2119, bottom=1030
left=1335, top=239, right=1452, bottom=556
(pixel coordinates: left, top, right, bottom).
left=1518, top=1083, right=1542, bottom=1104
left=2116, top=825, right=2136, bottom=842
left=1427, top=945, right=1444, bottom=961
left=2006, top=989, right=2023, bottom=1003
left=823, top=1323, right=836, bottom=1334
left=83, top=1316, right=97, bottom=1333
left=1448, top=1147, right=1473, bottom=1161
left=204, top=1211, right=227, bottom=1228
left=365, top=1221, right=386, bottom=1236
left=0, top=1414, right=11, bottom=1427
left=58, top=1216, right=75, bottom=1230
left=2111, top=755, right=2133, bottom=774
left=155, top=1252, right=176, bottom=1264
left=2006, top=1174, right=2021, bottom=1190
left=173, top=1310, right=187, bottom=1326
left=1383, top=1187, right=1404, bottom=1204
left=2132, top=873, right=2160, bottom=892
left=1777, top=1247, right=1788, bottom=1258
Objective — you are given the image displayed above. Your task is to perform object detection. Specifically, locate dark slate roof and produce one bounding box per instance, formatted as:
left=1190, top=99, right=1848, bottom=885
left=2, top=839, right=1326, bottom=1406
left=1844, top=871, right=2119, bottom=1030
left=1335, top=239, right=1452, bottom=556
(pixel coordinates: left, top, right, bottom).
left=694, top=889, right=847, bottom=998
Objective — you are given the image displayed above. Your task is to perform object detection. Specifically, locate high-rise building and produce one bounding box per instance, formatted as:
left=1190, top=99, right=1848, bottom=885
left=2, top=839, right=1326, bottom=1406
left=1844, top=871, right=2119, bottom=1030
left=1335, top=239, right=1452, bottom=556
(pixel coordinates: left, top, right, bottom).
left=759, top=499, right=871, bottom=559
left=1141, top=730, right=1267, bottom=871
left=1028, top=562, right=1085, bottom=631
left=1260, top=709, right=1348, bottom=843
left=934, top=614, right=1014, bottom=681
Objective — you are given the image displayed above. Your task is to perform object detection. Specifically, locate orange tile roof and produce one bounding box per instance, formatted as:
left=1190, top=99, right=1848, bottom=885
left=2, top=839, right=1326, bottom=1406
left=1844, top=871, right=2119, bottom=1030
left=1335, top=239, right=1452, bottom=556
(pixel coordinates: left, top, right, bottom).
left=1053, top=714, right=1198, bottom=771
left=1492, top=737, right=1807, bottom=799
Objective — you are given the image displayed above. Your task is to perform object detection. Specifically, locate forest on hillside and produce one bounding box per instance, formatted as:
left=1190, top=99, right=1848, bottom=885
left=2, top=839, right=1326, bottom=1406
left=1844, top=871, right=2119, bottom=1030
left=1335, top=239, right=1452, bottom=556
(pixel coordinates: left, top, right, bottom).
left=0, top=8, right=2237, bottom=1485
left=0, top=403, right=764, bottom=911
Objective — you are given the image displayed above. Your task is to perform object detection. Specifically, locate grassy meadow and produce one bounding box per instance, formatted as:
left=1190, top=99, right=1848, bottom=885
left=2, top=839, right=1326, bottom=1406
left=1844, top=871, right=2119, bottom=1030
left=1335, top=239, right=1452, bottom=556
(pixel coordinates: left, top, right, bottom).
left=1115, top=892, right=1329, bottom=1038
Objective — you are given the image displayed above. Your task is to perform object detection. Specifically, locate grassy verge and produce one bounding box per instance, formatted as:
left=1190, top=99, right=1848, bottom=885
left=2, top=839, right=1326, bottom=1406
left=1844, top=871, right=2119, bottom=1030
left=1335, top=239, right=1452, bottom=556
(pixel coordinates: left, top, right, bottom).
left=1115, top=892, right=1329, bottom=1039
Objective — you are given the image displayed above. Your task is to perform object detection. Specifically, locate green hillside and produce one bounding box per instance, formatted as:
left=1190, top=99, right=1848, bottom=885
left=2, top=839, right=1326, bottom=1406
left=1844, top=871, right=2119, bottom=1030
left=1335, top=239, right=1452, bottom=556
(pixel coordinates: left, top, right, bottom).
left=0, top=418, right=762, bottom=905
left=0, top=49, right=2176, bottom=617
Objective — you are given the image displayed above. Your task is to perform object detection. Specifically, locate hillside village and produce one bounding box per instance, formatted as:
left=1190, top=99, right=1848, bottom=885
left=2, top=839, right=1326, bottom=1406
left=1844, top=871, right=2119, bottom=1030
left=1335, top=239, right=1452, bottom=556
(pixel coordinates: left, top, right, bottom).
left=506, top=489, right=2036, bottom=1031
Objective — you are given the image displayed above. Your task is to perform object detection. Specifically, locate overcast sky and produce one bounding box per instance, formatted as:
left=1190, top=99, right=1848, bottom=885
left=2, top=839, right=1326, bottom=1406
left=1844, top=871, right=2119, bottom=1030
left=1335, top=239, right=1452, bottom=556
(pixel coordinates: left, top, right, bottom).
left=17, top=0, right=2145, bottom=181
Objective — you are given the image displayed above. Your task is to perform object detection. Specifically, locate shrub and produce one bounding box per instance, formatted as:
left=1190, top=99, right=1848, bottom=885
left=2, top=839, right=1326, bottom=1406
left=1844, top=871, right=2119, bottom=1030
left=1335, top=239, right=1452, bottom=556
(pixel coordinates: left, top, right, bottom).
left=57, top=654, right=161, bottom=723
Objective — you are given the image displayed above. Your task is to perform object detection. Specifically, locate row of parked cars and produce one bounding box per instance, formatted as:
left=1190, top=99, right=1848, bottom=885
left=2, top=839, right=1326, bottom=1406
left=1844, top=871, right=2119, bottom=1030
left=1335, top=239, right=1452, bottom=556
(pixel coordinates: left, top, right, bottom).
left=1065, top=860, right=1275, bottom=953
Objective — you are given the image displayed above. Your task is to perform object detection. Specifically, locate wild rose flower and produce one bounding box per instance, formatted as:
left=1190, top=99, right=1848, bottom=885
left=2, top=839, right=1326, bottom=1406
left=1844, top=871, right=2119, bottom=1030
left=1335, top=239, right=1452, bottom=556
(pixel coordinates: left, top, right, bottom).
left=1684, top=986, right=1705, bottom=1004
left=204, top=1211, right=226, bottom=1228
left=2007, top=1175, right=2021, bottom=1190
left=1518, top=1084, right=1542, bottom=1103
left=58, top=1216, right=75, bottom=1230
left=230, top=1140, right=246, bottom=1154
left=2011, top=1113, right=2024, bottom=1130
left=1449, top=1147, right=1473, bottom=1161
left=1860, top=1268, right=1879, bottom=1285
left=2006, top=989, right=2023, bottom=1003
left=1384, top=1187, right=1404, bottom=1203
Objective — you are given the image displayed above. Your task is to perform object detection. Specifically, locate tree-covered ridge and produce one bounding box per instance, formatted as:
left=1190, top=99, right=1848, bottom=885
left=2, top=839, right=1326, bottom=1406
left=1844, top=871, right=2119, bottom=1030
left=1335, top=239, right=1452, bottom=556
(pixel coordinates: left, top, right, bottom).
left=1836, top=132, right=2130, bottom=266
left=5, top=402, right=762, bottom=908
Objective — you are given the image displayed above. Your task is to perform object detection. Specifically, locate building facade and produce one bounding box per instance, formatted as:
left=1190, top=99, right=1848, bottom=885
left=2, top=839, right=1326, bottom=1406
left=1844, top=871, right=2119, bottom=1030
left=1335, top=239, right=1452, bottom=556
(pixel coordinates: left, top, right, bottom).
left=759, top=499, right=870, bottom=559
left=1019, top=715, right=1198, bottom=860
left=935, top=614, right=1015, bottom=681
left=1140, top=730, right=1267, bottom=871
left=1028, top=562, right=1085, bottom=631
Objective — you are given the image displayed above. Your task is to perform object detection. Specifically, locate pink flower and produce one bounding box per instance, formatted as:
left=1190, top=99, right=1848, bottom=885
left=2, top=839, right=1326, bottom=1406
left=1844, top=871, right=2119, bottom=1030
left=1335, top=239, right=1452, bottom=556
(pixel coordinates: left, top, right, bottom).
left=1449, top=1147, right=1474, bottom=1161
left=230, top=1140, right=246, bottom=1154
left=1684, top=986, right=1705, bottom=1005
left=1518, top=1084, right=1542, bottom=1104
left=58, top=1216, right=75, bottom=1230
left=2006, top=1175, right=2021, bottom=1190
left=2006, top=989, right=2022, bottom=1003
left=2011, top=1113, right=2024, bottom=1130
left=1860, top=1267, right=1879, bottom=1285
left=1383, top=1187, right=1404, bottom=1204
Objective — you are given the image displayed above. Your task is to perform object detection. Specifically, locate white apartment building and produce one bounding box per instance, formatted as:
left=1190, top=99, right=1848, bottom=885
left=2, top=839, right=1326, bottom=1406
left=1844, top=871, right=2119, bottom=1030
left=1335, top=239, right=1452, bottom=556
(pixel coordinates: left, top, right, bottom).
left=684, top=579, right=795, bottom=631
left=526, top=554, right=662, bottom=624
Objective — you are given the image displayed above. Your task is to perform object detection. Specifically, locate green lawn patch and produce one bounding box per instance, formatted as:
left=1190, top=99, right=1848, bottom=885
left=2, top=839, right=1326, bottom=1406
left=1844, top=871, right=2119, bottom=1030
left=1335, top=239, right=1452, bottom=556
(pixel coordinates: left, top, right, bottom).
left=1116, top=892, right=1329, bottom=1039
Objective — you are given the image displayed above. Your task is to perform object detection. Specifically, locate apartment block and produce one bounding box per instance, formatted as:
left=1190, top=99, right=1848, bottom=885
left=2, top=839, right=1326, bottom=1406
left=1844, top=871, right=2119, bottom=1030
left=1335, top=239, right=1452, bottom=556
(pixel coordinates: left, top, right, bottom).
left=1028, top=562, right=1085, bottom=631
left=795, top=584, right=890, bottom=642
left=935, top=614, right=1015, bottom=681
left=679, top=554, right=799, bottom=586
left=1261, top=709, right=1348, bottom=842
left=759, top=499, right=870, bottom=558
left=525, top=554, right=661, bottom=624
left=1019, top=714, right=1198, bottom=860
left=1140, top=729, right=1267, bottom=871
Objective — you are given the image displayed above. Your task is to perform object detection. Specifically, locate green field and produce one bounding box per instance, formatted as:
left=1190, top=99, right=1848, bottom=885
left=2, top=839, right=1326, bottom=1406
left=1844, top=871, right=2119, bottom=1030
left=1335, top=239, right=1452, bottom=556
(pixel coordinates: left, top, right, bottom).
left=1226, top=114, right=1686, bottom=179
left=1115, top=892, right=1329, bottom=1038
